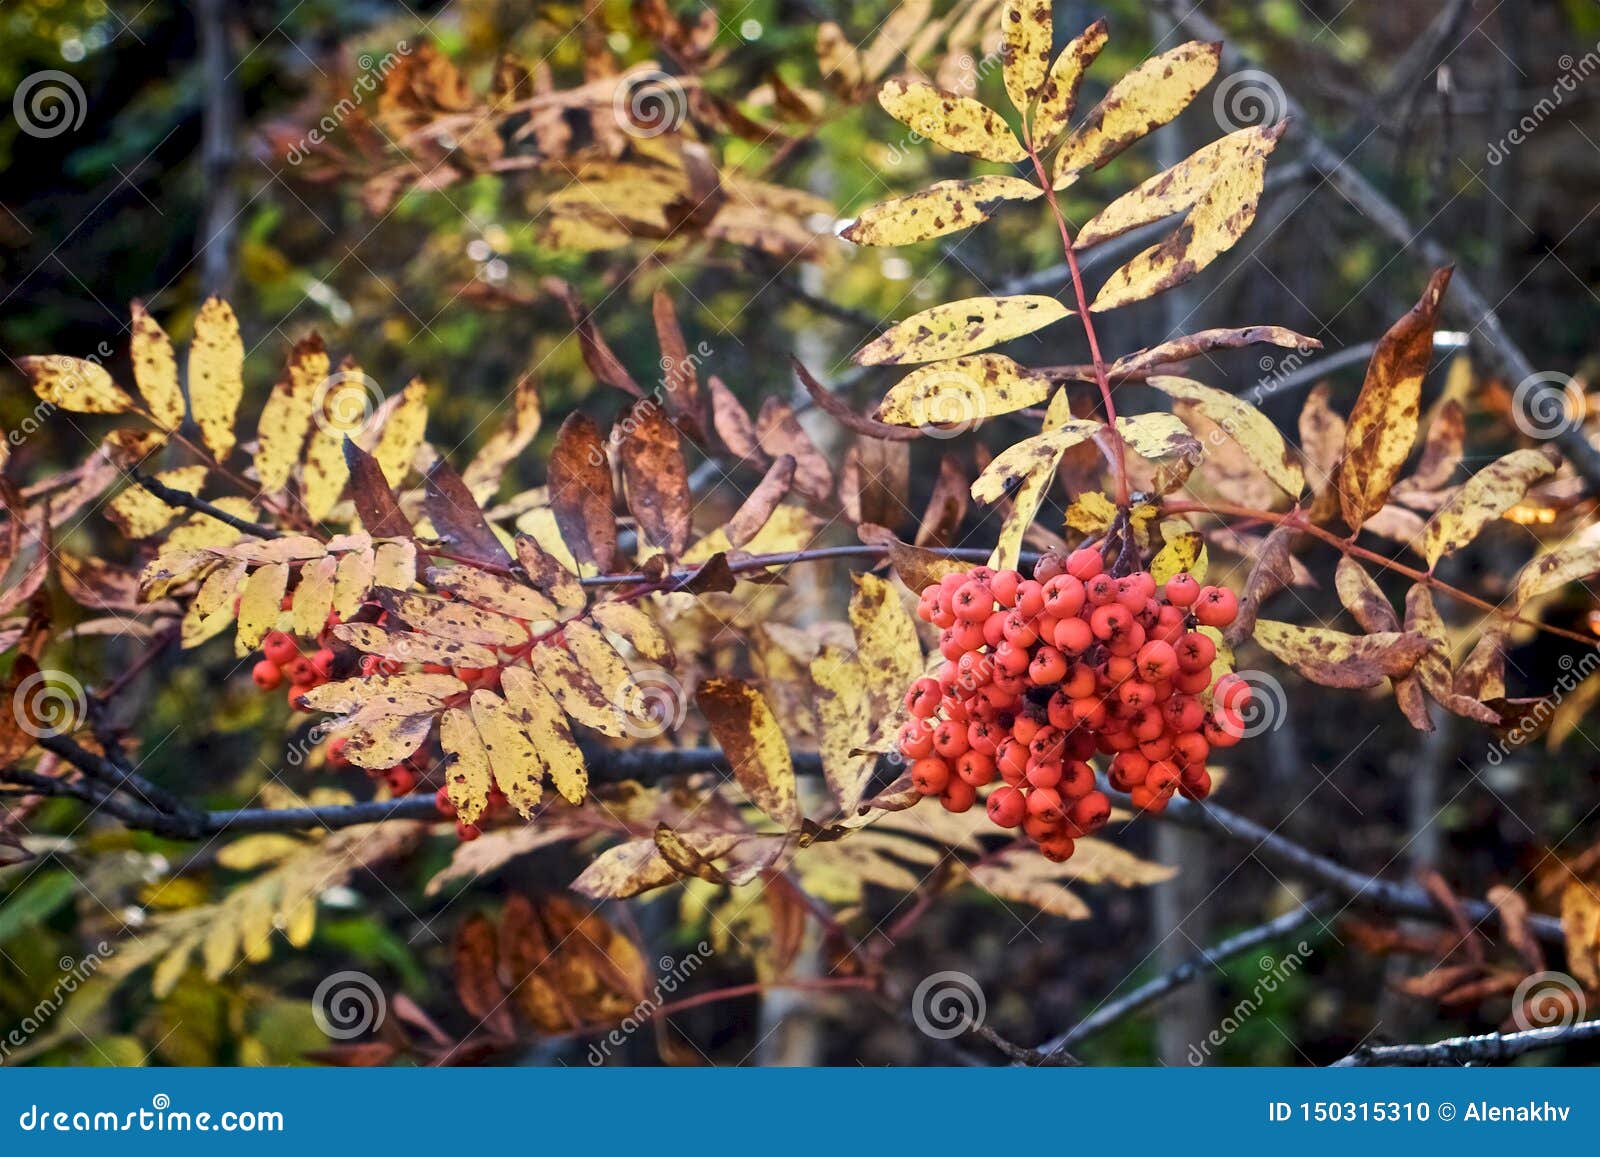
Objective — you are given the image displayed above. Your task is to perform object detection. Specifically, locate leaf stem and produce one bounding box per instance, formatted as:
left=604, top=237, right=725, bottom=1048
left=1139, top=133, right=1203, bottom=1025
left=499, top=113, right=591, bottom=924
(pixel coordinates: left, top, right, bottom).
left=1026, top=146, right=1129, bottom=508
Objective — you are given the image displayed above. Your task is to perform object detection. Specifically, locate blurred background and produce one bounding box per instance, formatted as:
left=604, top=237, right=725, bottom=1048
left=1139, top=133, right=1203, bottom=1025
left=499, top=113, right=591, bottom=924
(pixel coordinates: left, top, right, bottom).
left=2, top=0, right=1600, bottom=1066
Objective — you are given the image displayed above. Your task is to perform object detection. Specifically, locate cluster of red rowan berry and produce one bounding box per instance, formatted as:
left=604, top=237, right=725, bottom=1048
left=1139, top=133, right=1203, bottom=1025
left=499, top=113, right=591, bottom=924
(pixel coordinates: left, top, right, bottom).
left=899, top=547, right=1250, bottom=862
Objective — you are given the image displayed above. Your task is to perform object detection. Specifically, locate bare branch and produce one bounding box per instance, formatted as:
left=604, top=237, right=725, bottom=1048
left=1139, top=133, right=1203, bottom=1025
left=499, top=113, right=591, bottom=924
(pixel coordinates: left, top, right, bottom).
left=1333, top=1019, right=1600, bottom=1066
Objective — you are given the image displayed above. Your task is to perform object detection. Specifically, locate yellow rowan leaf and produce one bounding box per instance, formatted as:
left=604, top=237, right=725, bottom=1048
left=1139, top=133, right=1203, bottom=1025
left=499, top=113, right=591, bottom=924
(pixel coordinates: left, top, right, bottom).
left=162, top=497, right=256, bottom=552
left=105, top=466, right=207, bottom=539
left=332, top=623, right=498, bottom=668
left=291, top=554, right=339, bottom=637
left=235, top=562, right=288, bottom=655
left=1002, top=0, right=1053, bottom=112
left=501, top=666, right=587, bottom=805
left=563, top=619, right=639, bottom=721
left=1078, top=125, right=1282, bottom=247
left=188, top=297, right=245, bottom=460
left=424, top=564, right=557, bottom=622
left=590, top=601, right=672, bottom=663
left=1031, top=19, right=1108, bottom=148
left=515, top=534, right=586, bottom=613
left=1091, top=125, right=1280, bottom=311
left=811, top=644, right=874, bottom=814
left=842, top=175, right=1041, bottom=246
left=19, top=355, right=135, bottom=414
left=1150, top=522, right=1206, bottom=585
left=526, top=642, right=629, bottom=738
left=372, top=539, right=416, bottom=591
left=1339, top=268, right=1453, bottom=530
left=470, top=688, right=543, bottom=817
left=971, top=420, right=1100, bottom=503
left=1064, top=491, right=1118, bottom=535
left=1512, top=523, right=1600, bottom=610
left=464, top=377, right=542, bottom=501
left=372, top=377, right=429, bottom=485
left=302, top=374, right=370, bottom=520
left=1560, top=882, right=1600, bottom=989
left=697, top=677, right=799, bottom=827
left=1334, top=556, right=1398, bottom=633
left=989, top=446, right=1054, bottom=572
left=878, top=354, right=1052, bottom=427
left=216, top=833, right=305, bottom=871
left=856, top=295, right=1072, bottom=366
left=299, top=672, right=465, bottom=714
left=375, top=590, right=526, bottom=646
left=332, top=549, right=375, bottom=621
left=1251, top=620, right=1432, bottom=689
left=877, top=77, right=1026, bottom=164
left=1422, top=449, right=1558, bottom=566
left=181, top=559, right=245, bottom=648
left=1150, top=375, right=1304, bottom=496
left=1115, top=412, right=1200, bottom=462
left=344, top=711, right=434, bottom=768
left=850, top=573, right=921, bottom=721
left=439, top=707, right=492, bottom=824
left=254, top=337, right=327, bottom=492
left=970, top=855, right=1090, bottom=919
left=1052, top=41, right=1221, bottom=187
left=130, top=302, right=184, bottom=430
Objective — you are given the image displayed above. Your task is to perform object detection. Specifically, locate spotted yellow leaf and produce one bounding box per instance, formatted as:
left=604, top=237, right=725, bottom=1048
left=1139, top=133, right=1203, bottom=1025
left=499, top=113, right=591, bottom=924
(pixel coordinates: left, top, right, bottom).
left=254, top=337, right=327, bottom=492
left=188, top=297, right=245, bottom=460
left=1422, top=448, right=1557, bottom=567
left=439, top=707, right=492, bottom=824
left=878, top=354, right=1052, bottom=427
left=106, top=466, right=207, bottom=539
left=1052, top=41, right=1222, bottom=188
left=19, top=355, right=135, bottom=414
left=235, top=562, right=289, bottom=655
left=1150, top=375, right=1303, bottom=497
left=696, top=677, right=799, bottom=827
left=470, top=688, right=543, bottom=817
left=856, top=295, right=1072, bottom=366
left=878, top=77, right=1026, bottom=164
left=972, top=420, right=1100, bottom=504
left=372, top=377, right=429, bottom=486
left=501, top=666, right=587, bottom=805
left=1252, top=620, right=1432, bottom=689
left=130, top=301, right=184, bottom=430
left=842, top=175, right=1041, bottom=247
left=1002, top=0, right=1053, bottom=112
left=1031, top=19, right=1109, bottom=148
left=810, top=644, right=873, bottom=814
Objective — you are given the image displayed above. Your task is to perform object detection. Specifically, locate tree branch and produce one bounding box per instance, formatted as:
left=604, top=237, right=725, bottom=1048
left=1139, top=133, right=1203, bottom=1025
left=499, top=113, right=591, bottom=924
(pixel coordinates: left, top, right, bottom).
left=1034, top=896, right=1334, bottom=1058
left=1332, top=1019, right=1600, bottom=1066
left=130, top=469, right=280, bottom=539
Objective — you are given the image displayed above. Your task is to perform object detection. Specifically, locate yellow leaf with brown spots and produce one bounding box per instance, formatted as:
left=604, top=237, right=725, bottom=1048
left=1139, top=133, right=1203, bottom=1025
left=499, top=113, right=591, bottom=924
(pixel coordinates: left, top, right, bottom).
left=106, top=466, right=207, bottom=539
left=470, top=688, right=543, bottom=817
left=526, top=641, right=629, bottom=738
left=1251, top=620, right=1432, bottom=689
left=344, top=711, right=434, bottom=769
left=300, top=672, right=465, bottom=715
left=1002, top=0, right=1053, bottom=112
left=1150, top=522, right=1206, bottom=585
left=1052, top=40, right=1221, bottom=187
left=501, top=666, right=587, bottom=804
left=850, top=572, right=922, bottom=722
left=439, top=708, right=491, bottom=824
left=1151, top=375, right=1303, bottom=497
left=374, top=589, right=527, bottom=647
left=1078, top=125, right=1281, bottom=247
left=1026, top=20, right=1108, bottom=150
left=1091, top=123, right=1281, bottom=311
left=235, top=562, right=288, bottom=655
left=1115, top=412, right=1200, bottom=463
left=424, top=564, right=557, bottom=622
left=857, top=295, right=1072, bottom=366
left=291, top=555, right=339, bottom=637
left=878, top=353, right=1052, bottom=427
left=1560, top=881, right=1600, bottom=989
left=1422, top=448, right=1557, bottom=566
left=811, top=644, right=874, bottom=814
left=877, top=77, right=1025, bottom=163
left=255, top=337, right=327, bottom=492
left=371, top=378, right=429, bottom=486
left=19, top=355, right=135, bottom=415
left=590, top=601, right=672, bottom=663
left=130, top=301, right=184, bottom=430
left=332, top=549, right=375, bottom=620
left=1339, top=268, right=1453, bottom=531
left=842, top=176, right=1041, bottom=247
left=188, top=297, right=245, bottom=460
left=972, top=420, right=1099, bottom=504
left=332, top=622, right=498, bottom=668
left=697, top=677, right=798, bottom=827
left=301, top=370, right=371, bottom=520
left=1511, top=522, right=1600, bottom=610
left=181, top=559, right=244, bottom=649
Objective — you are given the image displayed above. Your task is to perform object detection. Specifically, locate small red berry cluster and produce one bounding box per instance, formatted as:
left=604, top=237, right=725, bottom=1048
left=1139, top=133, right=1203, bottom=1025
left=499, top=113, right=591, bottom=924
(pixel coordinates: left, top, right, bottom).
left=899, top=548, right=1251, bottom=862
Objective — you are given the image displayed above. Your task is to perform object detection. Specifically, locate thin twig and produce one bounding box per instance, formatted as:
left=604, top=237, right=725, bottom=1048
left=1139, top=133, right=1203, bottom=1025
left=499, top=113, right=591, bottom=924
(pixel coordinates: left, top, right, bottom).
left=130, top=469, right=280, bottom=539
left=1332, top=1018, right=1600, bottom=1066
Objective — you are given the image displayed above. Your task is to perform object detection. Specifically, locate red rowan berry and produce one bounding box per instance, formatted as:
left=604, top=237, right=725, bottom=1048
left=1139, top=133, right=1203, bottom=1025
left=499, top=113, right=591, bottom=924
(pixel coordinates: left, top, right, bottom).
left=1106, top=620, right=1145, bottom=657
left=1216, top=673, right=1252, bottom=713
left=1176, top=631, right=1216, bottom=673
left=957, top=750, right=997, bottom=786
left=1164, top=573, right=1200, bottom=607
left=1015, top=580, right=1046, bottom=619
left=1136, top=640, right=1179, bottom=683
left=934, top=777, right=972, bottom=816
left=986, top=785, right=1027, bottom=828
left=953, top=580, right=993, bottom=623
left=1194, top=586, right=1239, bottom=628
left=1026, top=786, right=1065, bottom=823
left=287, top=683, right=312, bottom=710
left=997, top=738, right=1030, bottom=783
left=905, top=677, right=942, bottom=718
left=1175, top=666, right=1214, bottom=695
left=282, top=656, right=316, bottom=685
left=1085, top=573, right=1118, bottom=607
left=385, top=766, right=417, bottom=795
left=326, top=736, right=350, bottom=768
left=262, top=631, right=298, bottom=667
left=1070, top=791, right=1111, bottom=832
left=1090, top=603, right=1132, bottom=642
left=456, top=820, right=483, bottom=841
left=932, top=719, right=970, bottom=759
left=252, top=660, right=282, bottom=690
left=990, top=569, right=1021, bottom=607
left=1024, top=813, right=1062, bottom=843
left=911, top=757, right=951, bottom=795
left=434, top=786, right=456, bottom=817
left=1178, top=767, right=1213, bottom=801
left=897, top=719, right=935, bottom=760
left=310, top=648, right=336, bottom=679
left=1038, top=833, right=1076, bottom=862
left=1042, top=574, right=1086, bottom=618
left=1028, top=646, right=1068, bottom=686
left=1053, top=615, right=1093, bottom=655
left=1066, top=548, right=1103, bottom=580
left=1059, top=660, right=1096, bottom=700
left=1059, top=759, right=1095, bottom=798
